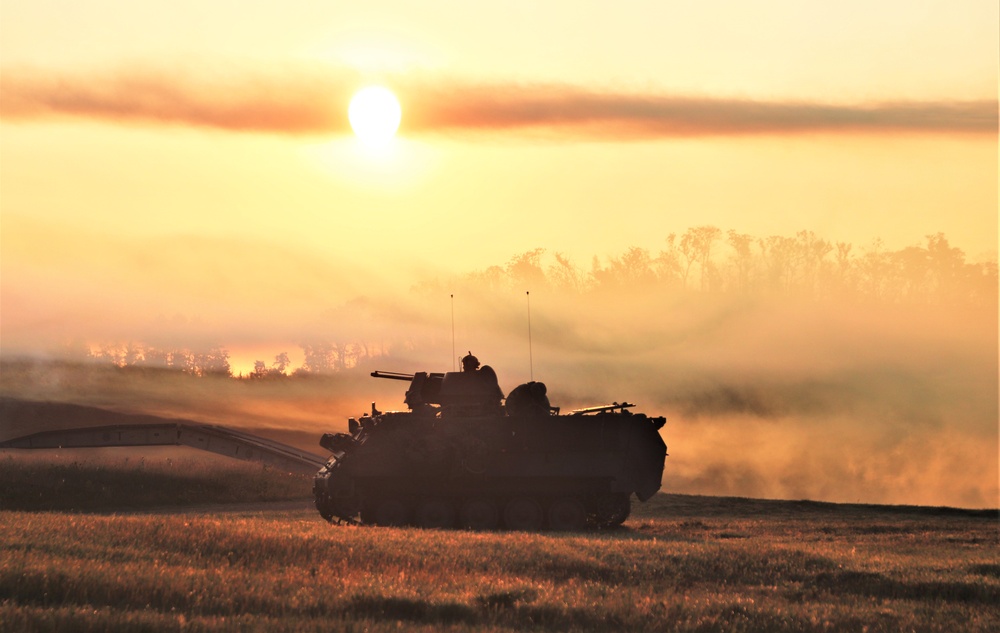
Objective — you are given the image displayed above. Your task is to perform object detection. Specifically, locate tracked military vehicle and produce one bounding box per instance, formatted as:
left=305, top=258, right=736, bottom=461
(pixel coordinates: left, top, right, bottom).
left=313, top=354, right=667, bottom=530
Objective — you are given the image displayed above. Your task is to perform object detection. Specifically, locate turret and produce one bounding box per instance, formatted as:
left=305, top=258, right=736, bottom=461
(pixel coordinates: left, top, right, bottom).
left=370, top=352, right=504, bottom=416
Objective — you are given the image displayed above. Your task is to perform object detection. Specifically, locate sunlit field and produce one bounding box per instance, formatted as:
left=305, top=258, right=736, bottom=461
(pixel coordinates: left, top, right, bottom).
left=0, top=451, right=312, bottom=512
left=1, top=454, right=997, bottom=632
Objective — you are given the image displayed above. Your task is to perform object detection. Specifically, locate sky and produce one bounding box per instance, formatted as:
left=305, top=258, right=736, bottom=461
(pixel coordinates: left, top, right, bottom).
left=1, top=1, right=997, bottom=507
left=3, top=2, right=996, bottom=270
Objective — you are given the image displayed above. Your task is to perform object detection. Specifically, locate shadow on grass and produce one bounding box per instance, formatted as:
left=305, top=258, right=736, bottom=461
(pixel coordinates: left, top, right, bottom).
left=643, top=494, right=999, bottom=520
left=345, top=593, right=840, bottom=633
left=969, top=563, right=1000, bottom=579
left=0, top=457, right=310, bottom=512
left=347, top=594, right=479, bottom=625
left=814, top=570, right=1000, bottom=605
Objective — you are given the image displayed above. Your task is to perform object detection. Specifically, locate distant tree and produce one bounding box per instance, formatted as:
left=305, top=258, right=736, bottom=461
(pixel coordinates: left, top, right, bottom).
left=794, top=230, right=833, bottom=298
left=247, top=353, right=289, bottom=380
left=758, top=235, right=783, bottom=292
left=141, top=347, right=171, bottom=369
left=506, top=249, right=548, bottom=290
left=726, top=230, right=755, bottom=294
left=272, top=352, right=291, bottom=374
left=90, top=344, right=123, bottom=366
left=300, top=342, right=338, bottom=374
left=547, top=252, right=584, bottom=292
left=194, top=347, right=231, bottom=377
left=678, top=231, right=699, bottom=288
left=833, top=241, right=854, bottom=295
left=167, top=350, right=192, bottom=373
left=891, top=245, right=932, bottom=302
left=123, top=342, right=145, bottom=367
left=468, top=265, right=507, bottom=291
left=970, top=259, right=999, bottom=306
left=591, top=247, right=657, bottom=290
left=654, top=234, right=684, bottom=288
left=251, top=360, right=269, bottom=379
left=924, top=233, right=967, bottom=302
left=857, top=239, right=891, bottom=301
left=680, top=226, right=721, bottom=290
left=353, top=342, right=379, bottom=368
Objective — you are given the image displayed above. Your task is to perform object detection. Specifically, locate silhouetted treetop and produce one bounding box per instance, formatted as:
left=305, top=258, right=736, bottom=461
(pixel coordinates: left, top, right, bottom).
left=453, top=228, right=996, bottom=307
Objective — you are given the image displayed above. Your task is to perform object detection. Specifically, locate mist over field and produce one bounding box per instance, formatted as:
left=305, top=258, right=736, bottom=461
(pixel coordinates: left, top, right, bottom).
left=2, top=230, right=996, bottom=509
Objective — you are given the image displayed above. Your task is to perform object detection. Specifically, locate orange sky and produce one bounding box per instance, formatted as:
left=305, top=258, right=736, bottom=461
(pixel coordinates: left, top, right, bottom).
left=1, top=1, right=997, bottom=353
left=1, top=1, right=997, bottom=508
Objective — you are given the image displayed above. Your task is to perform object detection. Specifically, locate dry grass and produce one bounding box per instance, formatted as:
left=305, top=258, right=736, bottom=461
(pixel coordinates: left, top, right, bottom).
left=0, top=457, right=997, bottom=632
left=0, top=451, right=312, bottom=512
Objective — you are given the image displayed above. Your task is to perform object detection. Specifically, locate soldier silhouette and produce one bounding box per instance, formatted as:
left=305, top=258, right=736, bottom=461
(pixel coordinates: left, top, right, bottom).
left=455, top=352, right=503, bottom=408
left=461, top=352, right=480, bottom=372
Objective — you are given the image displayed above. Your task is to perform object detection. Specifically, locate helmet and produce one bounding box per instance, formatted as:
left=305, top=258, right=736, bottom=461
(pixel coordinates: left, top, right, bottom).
left=461, top=352, right=480, bottom=372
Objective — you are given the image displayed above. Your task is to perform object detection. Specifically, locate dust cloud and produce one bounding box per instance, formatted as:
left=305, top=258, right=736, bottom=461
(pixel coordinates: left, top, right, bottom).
left=1, top=234, right=996, bottom=509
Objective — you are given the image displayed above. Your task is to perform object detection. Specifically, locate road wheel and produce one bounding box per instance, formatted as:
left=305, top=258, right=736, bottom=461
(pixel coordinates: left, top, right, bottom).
left=547, top=497, right=586, bottom=531
left=503, top=497, right=543, bottom=531
left=592, top=493, right=631, bottom=528
left=315, top=494, right=336, bottom=523
left=374, top=499, right=410, bottom=527
left=417, top=499, right=455, bottom=529
left=459, top=498, right=499, bottom=530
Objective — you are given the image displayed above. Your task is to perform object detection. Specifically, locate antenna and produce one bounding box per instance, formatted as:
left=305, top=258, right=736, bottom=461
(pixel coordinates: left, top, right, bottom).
left=526, top=291, right=534, bottom=381
left=451, top=294, right=456, bottom=371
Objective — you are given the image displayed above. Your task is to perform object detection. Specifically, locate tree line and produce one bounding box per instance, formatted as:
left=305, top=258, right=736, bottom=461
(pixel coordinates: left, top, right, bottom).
left=463, top=228, right=996, bottom=306
left=89, top=345, right=233, bottom=377
left=86, top=341, right=390, bottom=380
left=85, top=228, right=996, bottom=378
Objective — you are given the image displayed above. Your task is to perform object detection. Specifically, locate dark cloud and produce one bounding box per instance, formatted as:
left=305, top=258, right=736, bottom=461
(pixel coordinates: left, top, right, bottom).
left=402, top=84, right=997, bottom=137
left=0, top=66, right=356, bottom=135
left=2, top=65, right=995, bottom=138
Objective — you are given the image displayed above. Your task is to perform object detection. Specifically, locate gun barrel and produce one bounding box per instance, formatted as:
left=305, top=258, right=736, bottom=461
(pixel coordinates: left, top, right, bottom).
left=370, top=371, right=415, bottom=381
left=571, top=402, right=636, bottom=415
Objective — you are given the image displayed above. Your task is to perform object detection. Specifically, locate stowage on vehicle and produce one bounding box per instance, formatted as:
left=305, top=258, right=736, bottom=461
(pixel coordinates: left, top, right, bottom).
left=314, top=353, right=667, bottom=530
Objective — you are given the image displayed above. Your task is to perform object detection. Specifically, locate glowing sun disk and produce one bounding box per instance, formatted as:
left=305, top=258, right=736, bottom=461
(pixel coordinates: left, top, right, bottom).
left=348, top=86, right=401, bottom=147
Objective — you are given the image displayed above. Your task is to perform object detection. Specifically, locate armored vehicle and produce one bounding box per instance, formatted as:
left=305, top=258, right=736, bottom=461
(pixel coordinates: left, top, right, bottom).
left=313, top=354, right=667, bottom=530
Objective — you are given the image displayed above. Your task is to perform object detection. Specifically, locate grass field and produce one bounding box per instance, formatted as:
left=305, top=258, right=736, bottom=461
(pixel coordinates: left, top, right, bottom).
left=0, top=451, right=313, bottom=512
left=0, top=453, right=997, bottom=632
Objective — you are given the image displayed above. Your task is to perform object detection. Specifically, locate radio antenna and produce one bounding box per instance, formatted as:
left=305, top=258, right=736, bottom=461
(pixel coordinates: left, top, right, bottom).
left=451, top=294, right=456, bottom=371
left=526, top=291, right=534, bottom=381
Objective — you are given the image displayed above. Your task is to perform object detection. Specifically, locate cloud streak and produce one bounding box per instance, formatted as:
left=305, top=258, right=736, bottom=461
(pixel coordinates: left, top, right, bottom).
left=2, top=65, right=995, bottom=139
left=404, top=84, right=997, bottom=137
left=0, top=66, right=355, bottom=135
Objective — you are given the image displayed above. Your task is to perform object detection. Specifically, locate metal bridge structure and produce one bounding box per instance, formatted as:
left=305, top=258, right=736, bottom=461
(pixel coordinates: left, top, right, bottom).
left=0, top=399, right=326, bottom=475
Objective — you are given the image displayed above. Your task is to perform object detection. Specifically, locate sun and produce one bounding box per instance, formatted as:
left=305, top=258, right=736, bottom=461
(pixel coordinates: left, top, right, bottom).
left=348, top=86, right=402, bottom=148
